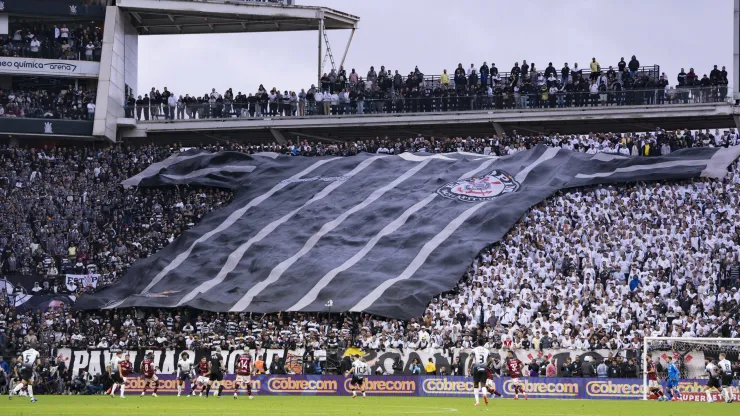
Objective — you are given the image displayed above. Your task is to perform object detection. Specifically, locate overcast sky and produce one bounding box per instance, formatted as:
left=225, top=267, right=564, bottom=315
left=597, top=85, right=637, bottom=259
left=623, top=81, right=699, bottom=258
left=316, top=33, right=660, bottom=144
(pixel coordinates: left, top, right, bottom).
left=137, top=0, right=734, bottom=97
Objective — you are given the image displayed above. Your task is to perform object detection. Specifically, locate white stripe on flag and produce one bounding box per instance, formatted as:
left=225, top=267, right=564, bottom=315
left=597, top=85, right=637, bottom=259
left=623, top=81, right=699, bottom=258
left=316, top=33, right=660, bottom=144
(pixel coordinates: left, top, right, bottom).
left=701, top=145, right=740, bottom=178
left=177, top=156, right=381, bottom=307
left=591, top=152, right=629, bottom=161
left=349, top=201, right=487, bottom=313
left=122, top=153, right=204, bottom=189
left=161, top=165, right=256, bottom=180
left=575, top=159, right=708, bottom=179
left=397, top=153, right=455, bottom=161
left=288, top=158, right=498, bottom=312
left=104, top=157, right=343, bottom=310
left=514, top=147, right=560, bottom=183
left=230, top=158, right=436, bottom=312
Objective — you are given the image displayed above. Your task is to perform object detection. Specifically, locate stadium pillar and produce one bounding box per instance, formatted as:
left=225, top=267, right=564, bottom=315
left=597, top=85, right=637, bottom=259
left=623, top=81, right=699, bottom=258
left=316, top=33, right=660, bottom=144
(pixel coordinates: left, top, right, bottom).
left=318, top=15, right=324, bottom=87
left=270, top=128, right=288, bottom=145
left=94, top=6, right=138, bottom=142
left=492, top=122, right=505, bottom=137
left=735, top=0, right=739, bottom=103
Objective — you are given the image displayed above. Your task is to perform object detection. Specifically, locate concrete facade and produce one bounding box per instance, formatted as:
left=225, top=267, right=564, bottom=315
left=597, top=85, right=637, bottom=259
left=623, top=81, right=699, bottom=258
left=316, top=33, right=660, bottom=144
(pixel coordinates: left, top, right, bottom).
left=93, top=6, right=138, bottom=141
left=122, top=102, right=737, bottom=142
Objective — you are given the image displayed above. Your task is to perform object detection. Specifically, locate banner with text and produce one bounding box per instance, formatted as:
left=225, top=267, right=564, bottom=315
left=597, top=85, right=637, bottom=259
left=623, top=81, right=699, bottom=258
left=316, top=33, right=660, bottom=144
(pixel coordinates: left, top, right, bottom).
left=0, top=57, right=100, bottom=78
left=116, top=375, right=736, bottom=401
left=56, top=347, right=709, bottom=379
left=65, top=274, right=100, bottom=292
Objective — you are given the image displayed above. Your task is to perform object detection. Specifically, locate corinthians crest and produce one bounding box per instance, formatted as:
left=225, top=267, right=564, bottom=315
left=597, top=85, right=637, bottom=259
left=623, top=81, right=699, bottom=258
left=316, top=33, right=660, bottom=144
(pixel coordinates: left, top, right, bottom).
left=437, top=170, right=519, bottom=202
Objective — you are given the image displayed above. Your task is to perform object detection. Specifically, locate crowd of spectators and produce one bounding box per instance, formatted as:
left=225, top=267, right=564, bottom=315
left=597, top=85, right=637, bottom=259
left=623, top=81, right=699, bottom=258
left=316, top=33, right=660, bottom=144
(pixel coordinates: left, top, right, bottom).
left=129, top=59, right=730, bottom=120
left=0, top=128, right=739, bottom=385
left=2, top=21, right=104, bottom=62
left=0, top=87, right=97, bottom=120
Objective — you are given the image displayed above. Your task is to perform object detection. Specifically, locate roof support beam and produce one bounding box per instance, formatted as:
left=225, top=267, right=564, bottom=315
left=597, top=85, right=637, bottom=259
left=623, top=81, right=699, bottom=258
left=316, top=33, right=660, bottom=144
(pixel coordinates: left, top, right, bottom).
left=317, top=15, right=324, bottom=86
left=269, top=128, right=287, bottom=144
left=339, top=27, right=355, bottom=70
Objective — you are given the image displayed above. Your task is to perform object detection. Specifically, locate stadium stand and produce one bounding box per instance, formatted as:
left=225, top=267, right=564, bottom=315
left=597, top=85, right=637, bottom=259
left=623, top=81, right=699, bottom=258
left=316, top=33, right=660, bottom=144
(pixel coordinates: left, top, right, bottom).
left=0, top=87, right=97, bottom=119
left=2, top=20, right=104, bottom=62
left=1, top=129, right=739, bottom=384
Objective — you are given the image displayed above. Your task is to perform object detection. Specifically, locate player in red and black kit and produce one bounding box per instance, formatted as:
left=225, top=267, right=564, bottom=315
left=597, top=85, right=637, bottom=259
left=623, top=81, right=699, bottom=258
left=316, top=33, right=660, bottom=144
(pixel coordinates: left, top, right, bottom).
left=140, top=353, right=159, bottom=397
left=197, top=357, right=210, bottom=396
left=505, top=351, right=527, bottom=400
left=234, top=353, right=254, bottom=400
left=121, top=356, right=132, bottom=378
left=646, top=359, right=665, bottom=400
left=486, top=356, right=503, bottom=398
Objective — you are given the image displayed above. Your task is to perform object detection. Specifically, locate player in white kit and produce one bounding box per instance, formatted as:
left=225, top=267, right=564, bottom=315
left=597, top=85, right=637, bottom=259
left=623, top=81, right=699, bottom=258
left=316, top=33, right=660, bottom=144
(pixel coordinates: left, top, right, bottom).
left=176, top=352, right=195, bottom=397
left=10, top=347, right=40, bottom=402
left=109, top=350, right=127, bottom=398
left=718, top=353, right=736, bottom=403
left=468, top=340, right=490, bottom=406
left=347, top=355, right=369, bottom=398
left=705, top=359, right=721, bottom=402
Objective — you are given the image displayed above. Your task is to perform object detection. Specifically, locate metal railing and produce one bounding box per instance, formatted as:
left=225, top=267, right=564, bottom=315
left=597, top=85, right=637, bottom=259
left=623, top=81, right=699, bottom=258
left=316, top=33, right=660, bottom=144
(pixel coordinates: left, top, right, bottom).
left=0, top=39, right=103, bottom=62
left=42, top=1, right=111, bottom=4
left=130, top=87, right=730, bottom=121
left=169, top=0, right=294, bottom=4
left=377, top=65, right=661, bottom=89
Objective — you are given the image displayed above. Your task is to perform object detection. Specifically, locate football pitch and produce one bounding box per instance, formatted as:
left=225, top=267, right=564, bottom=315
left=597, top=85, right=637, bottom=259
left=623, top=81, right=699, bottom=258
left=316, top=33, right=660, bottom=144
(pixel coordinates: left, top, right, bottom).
left=3, top=396, right=739, bottom=416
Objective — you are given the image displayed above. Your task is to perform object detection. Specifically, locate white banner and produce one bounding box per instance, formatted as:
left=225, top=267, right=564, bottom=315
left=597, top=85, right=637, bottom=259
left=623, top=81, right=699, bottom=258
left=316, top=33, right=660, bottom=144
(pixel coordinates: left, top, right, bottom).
left=65, top=274, right=100, bottom=292
left=0, top=57, right=100, bottom=78
left=55, top=347, right=708, bottom=378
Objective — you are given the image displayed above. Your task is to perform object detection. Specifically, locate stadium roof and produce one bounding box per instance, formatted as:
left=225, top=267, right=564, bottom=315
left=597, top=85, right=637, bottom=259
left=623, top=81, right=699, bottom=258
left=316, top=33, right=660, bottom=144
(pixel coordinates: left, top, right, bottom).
left=116, top=0, right=359, bottom=35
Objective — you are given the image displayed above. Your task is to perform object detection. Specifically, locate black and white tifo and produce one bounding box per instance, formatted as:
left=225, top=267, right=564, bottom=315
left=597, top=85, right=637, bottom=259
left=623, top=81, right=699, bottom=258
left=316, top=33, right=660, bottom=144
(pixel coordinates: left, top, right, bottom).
left=76, top=145, right=740, bottom=319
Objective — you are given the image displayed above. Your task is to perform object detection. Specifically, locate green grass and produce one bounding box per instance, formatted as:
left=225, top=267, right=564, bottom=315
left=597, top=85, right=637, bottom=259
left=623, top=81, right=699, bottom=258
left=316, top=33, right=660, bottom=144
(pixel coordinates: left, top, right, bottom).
left=3, top=395, right=739, bottom=416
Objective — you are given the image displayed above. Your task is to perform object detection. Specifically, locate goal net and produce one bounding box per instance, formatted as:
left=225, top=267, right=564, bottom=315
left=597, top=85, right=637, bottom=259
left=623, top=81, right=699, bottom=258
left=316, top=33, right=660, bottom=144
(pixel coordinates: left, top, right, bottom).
left=643, top=337, right=740, bottom=401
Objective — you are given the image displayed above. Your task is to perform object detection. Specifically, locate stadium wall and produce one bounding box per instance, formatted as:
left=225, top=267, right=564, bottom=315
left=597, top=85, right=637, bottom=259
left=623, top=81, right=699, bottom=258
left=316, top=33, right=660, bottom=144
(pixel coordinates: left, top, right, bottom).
left=116, top=374, right=734, bottom=401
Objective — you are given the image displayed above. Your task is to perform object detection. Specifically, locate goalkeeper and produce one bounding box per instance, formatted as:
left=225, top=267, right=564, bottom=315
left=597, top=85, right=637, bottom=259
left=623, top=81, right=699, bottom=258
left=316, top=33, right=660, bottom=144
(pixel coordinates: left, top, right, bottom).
left=664, top=356, right=682, bottom=402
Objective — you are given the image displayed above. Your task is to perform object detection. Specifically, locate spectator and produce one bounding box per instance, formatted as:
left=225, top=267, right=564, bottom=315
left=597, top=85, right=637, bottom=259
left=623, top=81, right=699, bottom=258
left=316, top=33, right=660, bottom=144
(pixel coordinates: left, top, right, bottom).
left=410, top=359, right=421, bottom=375
left=546, top=360, right=557, bottom=377
left=597, top=360, right=608, bottom=378
left=268, top=354, right=284, bottom=375
left=628, top=55, right=640, bottom=77
left=425, top=358, right=436, bottom=375
left=582, top=357, right=595, bottom=377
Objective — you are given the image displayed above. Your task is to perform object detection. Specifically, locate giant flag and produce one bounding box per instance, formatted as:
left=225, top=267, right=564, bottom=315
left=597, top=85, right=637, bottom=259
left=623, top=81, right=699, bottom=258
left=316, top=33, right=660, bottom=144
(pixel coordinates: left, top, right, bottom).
left=75, top=145, right=740, bottom=319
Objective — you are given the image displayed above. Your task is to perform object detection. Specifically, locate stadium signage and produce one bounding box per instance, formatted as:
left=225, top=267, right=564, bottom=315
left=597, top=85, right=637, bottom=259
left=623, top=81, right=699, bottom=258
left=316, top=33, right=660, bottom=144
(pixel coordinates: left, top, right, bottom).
left=267, top=377, right=337, bottom=394
left=112, top=375, right=740, bottom=401
left=585, top=381, right=642, bottom=398
left=342, top=378, right=416, bottom=395
left=0, top=57, right=100, bottom=77
left=422, top=378, right=476, bottom=394
left=502, top=379, right=579, bottom=397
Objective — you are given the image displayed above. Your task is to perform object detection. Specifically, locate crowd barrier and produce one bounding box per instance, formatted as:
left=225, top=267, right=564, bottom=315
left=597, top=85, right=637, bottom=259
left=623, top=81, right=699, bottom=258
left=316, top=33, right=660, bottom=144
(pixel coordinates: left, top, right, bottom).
left=121, top=375, right=737, bottom=401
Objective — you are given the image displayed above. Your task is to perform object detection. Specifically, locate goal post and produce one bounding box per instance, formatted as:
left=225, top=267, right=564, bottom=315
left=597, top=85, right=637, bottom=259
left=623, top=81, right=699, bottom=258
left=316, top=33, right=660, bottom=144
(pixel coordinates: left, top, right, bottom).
left=643, top=337, right=740, bottom=401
